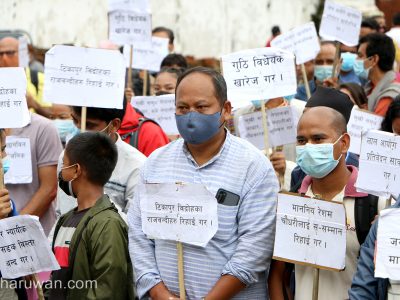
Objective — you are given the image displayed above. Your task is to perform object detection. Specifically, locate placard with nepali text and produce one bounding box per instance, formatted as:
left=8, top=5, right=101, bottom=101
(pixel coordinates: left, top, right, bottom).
left=375, top=209, right=400, bottom=280
left=108, top=11, right=152, bottom=46
left=355, top=130, right=400, bottom=197
left=0, top=215, right=60, bottom=279
left=139, top=183, right=218, bottom=247
left=43, top=45, right=126, bottom=108
left=347, top=107, right=383, bottom=154
left=221, top=48, right=296, bottom=109
left=273, top=193, right=346, bottom=270
left=4, top=137, right=32, bottom=184
left=266, top=106, right=298, bottom=148
left=0, top=67, right=30, bottom=129
left=18, top=36, right=29, bottom=68
left=319, top=0, right=362, bottom=46
left=108, top=0, right=150, bottom=13
left=271, top=22, right=320, bottom=65
left=123, top=36, right=169, bottom=72
left=237, top=111, right=264, bottom=150
left=131, top=94, right=178, bottom=135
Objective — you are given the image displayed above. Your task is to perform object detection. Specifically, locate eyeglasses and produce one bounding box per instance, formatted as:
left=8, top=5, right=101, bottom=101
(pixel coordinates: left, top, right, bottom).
left=0, top=51, right=17, bottom=57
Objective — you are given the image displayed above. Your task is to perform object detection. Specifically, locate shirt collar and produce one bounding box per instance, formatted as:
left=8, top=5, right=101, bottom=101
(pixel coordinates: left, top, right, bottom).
left=298, top=165, right=368, bottom=198
left=182, top=129, right=231, bottom=169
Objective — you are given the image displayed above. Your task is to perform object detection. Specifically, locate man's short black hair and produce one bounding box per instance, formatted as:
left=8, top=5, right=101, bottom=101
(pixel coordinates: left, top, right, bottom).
left=160, top=54, right=188, bottom=69
left=72, top=98, right=126, bottom=123
left=361, top=18, right=380, bottom=31
left=393, top=13, right=400, bottom=26
left=381, top=96, right=400, bottom=132
left=176, top=67, right=227, bottom=107
left=359, top=33, right=395, bottom=72
left=66, top=132, right=118, bottom=186
left=152, top=26, right=174, bottom=45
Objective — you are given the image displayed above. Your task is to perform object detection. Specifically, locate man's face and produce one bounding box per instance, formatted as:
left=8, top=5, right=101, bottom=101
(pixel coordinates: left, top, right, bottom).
left=50, top=104, right=72, bottom=120
left=175, top=72, right=231, bottom=121
left=357, top=42, right=376, bottom=72
left=296, top=107, right=345, bottom=160
left=152, top=31, right=174, bottom=52
left=71, top=111, right=120, bottom=135
left=0, top=37, right=19, bottom=67
left=315, top=44, right=336, bottom=66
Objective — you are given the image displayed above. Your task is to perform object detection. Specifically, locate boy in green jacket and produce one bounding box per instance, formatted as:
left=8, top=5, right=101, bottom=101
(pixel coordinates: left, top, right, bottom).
left=47, top=132, right=134, bottom=299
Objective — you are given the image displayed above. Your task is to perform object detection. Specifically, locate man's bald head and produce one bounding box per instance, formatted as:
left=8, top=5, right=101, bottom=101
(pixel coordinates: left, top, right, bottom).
left=299, top=106, right=347, bottom=138
left=0, top=36, right=19, bottom=67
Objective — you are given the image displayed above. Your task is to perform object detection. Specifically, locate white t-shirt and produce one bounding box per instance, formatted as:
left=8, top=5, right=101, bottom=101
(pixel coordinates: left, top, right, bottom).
left=295, top=186, right=387, bottom=300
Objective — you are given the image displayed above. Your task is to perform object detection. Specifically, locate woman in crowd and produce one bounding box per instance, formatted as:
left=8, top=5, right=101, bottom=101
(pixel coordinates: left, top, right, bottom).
left=339, top=83, right=368, bottom=109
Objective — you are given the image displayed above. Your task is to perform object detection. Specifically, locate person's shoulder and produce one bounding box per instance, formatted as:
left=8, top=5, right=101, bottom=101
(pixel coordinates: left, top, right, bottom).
left=229, top=134, right=270, bottom=166
left=30, top=113, right=52, bottom=126
left=116, top=136, right=146, bottom=163
left=148, top=138, right=183, bottom=159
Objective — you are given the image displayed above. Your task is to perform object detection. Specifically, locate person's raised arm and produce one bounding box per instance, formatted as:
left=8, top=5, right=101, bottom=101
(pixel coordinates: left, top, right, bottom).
left=20, top=165, right=57, bottom=216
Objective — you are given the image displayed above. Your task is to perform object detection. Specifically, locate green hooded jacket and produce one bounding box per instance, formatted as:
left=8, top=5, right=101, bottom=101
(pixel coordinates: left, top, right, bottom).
left=51, top=195, right=134, bottom=300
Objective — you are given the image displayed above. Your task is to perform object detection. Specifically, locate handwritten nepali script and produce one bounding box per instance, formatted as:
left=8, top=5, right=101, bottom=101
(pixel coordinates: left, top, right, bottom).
left=44, top=45, right=126, bottom=109
left=123, top=37, right=169, bottom=72
left=108, top=0, right=150, bottom=13
left=355, top=130, right=400, bottom=198
left=319, top=0, right=362, bottom=46
left=375, top=209, right=400, bottom=280
left=0, top=215, right=59, bottom=279
left=266, top=106, right=298, bottom=147
left=108, top=11, right=152, bottom=46
left=139, top=183, right=218, bottom=247
left=4, top=137, right=32, bottom=184
left=271, top=22, right=320, bottom=65
left=273, top=193, right=346, bottom=270
left=348, top=107, right=383, bottom=155
left=221, top=48, right=296, bottom=109
left=237, top=111, right=264, bottom=150
left=131, top=94, right=178, bottom=135
left=0, top=67, right=30, bottom=129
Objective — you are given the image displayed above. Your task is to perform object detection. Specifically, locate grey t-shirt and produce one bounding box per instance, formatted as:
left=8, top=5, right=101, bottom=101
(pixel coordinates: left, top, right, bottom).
left=7, top=113, right=63, bottom=235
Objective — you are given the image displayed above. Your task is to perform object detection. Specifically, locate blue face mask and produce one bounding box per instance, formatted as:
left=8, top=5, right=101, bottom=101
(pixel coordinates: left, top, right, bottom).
left=296, top=135, right=343, bottom=179
left=314, top=65, right=333, bottom=82
left=354, top=59, right=370, bottom=80
left=284, top=94, right=295, bottom=102
left=2, top=156, right=10, bottom=174
left=175, top=111, right=222, bottom=144
left=340, top=52, right=357, bottom=72
left=53, top=119, right=79, bottom=143
left=251, top=100, right=262, bottom=108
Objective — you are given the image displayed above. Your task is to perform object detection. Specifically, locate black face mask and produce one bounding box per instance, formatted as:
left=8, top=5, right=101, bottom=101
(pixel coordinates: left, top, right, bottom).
left=155, top=91, right=171, bottom=96
left=58, top=171, right=77, bottom=198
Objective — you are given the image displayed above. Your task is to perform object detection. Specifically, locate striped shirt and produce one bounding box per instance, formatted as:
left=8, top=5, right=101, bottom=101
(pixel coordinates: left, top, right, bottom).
left=128, top=131, right=279, bottom=299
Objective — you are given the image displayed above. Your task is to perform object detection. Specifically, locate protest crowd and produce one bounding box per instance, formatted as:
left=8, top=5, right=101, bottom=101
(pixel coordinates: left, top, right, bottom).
left=2, top=1, right=400, bottom=300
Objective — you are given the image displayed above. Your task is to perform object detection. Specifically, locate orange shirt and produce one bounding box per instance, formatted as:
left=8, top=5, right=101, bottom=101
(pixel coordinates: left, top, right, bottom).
left=374, top=97, right=393, bottom=117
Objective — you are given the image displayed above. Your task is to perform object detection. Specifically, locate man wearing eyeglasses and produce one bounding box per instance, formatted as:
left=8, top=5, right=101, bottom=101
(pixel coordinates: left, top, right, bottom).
left=0, top=36, right=51, bottom=118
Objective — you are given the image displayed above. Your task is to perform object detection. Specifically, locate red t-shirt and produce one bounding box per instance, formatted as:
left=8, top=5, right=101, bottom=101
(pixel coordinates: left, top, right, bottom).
left=118, top=104, right=169, bottom=157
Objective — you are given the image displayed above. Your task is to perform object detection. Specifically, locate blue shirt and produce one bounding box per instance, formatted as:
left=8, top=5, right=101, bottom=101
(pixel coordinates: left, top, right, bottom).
left=295, top=79, right=317, bottom=101
left=128, top=132, right=279, bottom=299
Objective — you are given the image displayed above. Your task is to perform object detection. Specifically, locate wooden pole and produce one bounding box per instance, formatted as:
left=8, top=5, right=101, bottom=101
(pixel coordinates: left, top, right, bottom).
left=143, top=70, right=148, bottom=96
left=127, top=45, right=133, bottom=90
left=301, top=63, right=311, bottom=99
left=260, top=100, right=270, bottom=152
left=0, top=139, right=4, bottom=190
left=33, top=274, right=44, bottom=300
left=312, top=268, right=320, bottom=300
left=331, top=41, right=341, bottom=79
left=81, top=107, right=87, bottom=132
left=177, top=242, right=186, bottom=300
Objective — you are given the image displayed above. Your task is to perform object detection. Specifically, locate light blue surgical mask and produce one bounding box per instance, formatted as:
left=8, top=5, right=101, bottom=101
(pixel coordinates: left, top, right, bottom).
left=314, top=65, right=333, bottom=82
left=175, top=111, right=223, bottom=144
left=251, top=100, right=262, bottom=108
left=53, top=119, right=79, bottom=143
left=340, top=52, right=357, bottom=72
left=354, top=59, right=371, bottom=80
left=284, top=94, right=295, bottom=102
left=296, top=135, right=343, bottom=179
left=2, top=156, right=10, bottom=174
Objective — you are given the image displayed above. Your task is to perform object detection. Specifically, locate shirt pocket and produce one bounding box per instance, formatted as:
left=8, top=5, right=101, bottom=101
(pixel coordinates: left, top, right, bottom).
left=213, top=204, right=239, bottom=242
